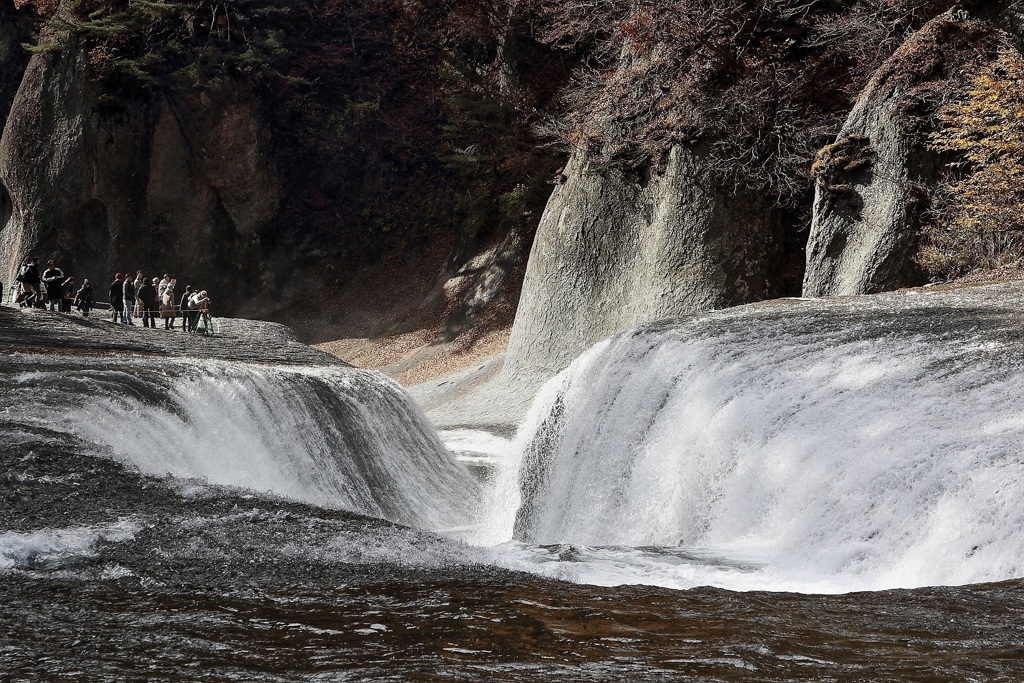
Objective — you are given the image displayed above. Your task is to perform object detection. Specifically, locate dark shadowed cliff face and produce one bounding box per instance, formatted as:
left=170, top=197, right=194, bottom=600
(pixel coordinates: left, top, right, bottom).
left=0, top=0, right=564, bottom=346
left=0, top=3, right=30, bottom=131
left=0, top=36, right=279, bottom=307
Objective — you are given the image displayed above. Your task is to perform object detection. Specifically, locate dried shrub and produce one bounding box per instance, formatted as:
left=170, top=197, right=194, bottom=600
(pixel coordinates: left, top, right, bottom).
left=811, top=134, right=875, bottom=194
left=526, top=0, right=975, bottom=199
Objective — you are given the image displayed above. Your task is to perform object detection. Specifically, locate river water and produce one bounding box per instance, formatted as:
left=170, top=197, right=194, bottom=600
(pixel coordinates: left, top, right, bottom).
left=3, top=288, right=1024, bottom=680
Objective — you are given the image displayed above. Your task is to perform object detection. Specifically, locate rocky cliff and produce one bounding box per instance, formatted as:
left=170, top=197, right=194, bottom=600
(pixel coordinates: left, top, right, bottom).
left=0, top=0, right=560, bottom=354
left=1, top=1, right=1021, bottom=403
left=500, top=145, right=782, bottom=385
left=0, top=35, right=279, bottom=305
left=803, top=13, right=1000, bottom=297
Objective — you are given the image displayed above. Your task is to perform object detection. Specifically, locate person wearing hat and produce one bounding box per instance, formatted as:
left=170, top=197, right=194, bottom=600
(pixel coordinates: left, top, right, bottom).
left=194, top=290, right=211, bottom=334
left=41, top=260, right=65, bottom=311
left=16, top=257, right=40, bottom=307
left=109, top=273, right=124, bottom=323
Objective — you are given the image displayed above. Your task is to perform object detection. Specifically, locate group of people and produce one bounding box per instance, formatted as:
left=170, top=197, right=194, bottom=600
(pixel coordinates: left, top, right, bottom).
left=12, top=257, right=79, bottom=313
left=12, top=258, right=213, bottom=334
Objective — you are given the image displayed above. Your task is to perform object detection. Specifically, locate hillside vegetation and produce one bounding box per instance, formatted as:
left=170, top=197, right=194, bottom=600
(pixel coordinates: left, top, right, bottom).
left=5, top=0, right=1024, bottom=350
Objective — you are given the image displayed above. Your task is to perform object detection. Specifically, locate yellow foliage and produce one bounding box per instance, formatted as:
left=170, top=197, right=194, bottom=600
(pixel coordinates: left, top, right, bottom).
left=924, top=48, right=1024, bottom=277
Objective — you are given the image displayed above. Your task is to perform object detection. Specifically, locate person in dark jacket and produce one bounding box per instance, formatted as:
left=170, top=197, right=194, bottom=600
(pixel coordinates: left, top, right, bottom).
left=41, top=260, right=65, bottom=311
left=17, top=257, right=39, bottom=307
left=179, top=285, right=194, bottom=332
left=121, top=274, right=136, bottom=325
left=74, top=280, right=95, bottom=317
left=60, top=276, right=75, bottom=313
left=109, top=273, right=124, bottom=323
left=138, top=277, right=158, bottom=328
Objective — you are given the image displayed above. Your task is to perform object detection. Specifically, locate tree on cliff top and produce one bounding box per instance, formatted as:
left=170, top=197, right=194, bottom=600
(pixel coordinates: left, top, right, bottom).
left=922, top=47, right=1024, bottom=278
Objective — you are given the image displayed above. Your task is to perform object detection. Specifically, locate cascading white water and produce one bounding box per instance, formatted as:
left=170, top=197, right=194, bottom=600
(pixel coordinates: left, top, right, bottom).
left=481, top=289, right=1024, bottom=592
left=9, top=356, right=478, bottom=533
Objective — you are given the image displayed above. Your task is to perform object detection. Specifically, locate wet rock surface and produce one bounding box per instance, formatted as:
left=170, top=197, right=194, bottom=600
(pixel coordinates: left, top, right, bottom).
left=503, top=145, right=782, bottom=388
left=0, top=304, right=345, bottom=367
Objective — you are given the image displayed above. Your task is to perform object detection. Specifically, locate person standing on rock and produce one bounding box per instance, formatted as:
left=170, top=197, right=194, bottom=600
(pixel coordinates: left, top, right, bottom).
left=109, top=273, right=124, bottom=324
left=138, top=276, right=158, bottom=328
left=178, top=285, right=195, bottom=332
left=161, top=281, right=177, bottom=330
left=132, top=271, right=144, bottom=318
left=42, top=260, right=65, bottom=311
left=122, top=274, right=136, bottom=325
left=30, top=258, right=45, bottom=308
left=61, top=276, right=75, bottom=313
left=16, top=257, right=39, bottom=307
left=74, top=279, right=94, bottom=317
left=194, top=290, right=211, bottom=334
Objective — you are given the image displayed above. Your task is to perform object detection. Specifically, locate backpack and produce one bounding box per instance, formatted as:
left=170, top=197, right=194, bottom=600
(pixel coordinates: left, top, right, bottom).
left=188, top=293, right=199, bottom=310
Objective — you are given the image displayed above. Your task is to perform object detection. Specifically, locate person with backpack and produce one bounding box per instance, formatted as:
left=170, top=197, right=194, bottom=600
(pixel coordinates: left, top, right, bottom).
left=15, top=257, right=39, bottom=307
left=74, top=280, right=95, bottom=317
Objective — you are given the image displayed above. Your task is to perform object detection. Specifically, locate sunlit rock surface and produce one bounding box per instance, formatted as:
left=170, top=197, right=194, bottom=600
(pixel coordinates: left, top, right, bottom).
left=803, top=14, right=997, bottom=297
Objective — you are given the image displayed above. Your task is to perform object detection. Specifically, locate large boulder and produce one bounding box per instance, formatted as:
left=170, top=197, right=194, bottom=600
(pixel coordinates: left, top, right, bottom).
left=0, top=34, right=280, bottom=306
left=500, top=143, right=783, bottom=388
left=803, top=13, right=998, bottom=297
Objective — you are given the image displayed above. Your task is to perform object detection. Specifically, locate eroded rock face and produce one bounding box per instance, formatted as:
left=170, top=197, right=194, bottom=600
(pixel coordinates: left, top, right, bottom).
left=803, top=14, right=997, bottom=297
left=0, top=36, right=280, bottom=305
left=500, top=144, right=783, bottom=386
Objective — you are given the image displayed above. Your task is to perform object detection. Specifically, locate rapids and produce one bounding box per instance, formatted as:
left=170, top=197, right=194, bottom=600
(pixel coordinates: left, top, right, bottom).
left=3, top=354, right=477, bottom=533
left=4, top=293, right=1024, bottom=680
left=476, top=286, right=1024, bottom=593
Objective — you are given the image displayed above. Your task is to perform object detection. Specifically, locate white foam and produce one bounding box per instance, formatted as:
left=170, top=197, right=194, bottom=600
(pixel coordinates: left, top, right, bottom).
left=478, top=296, right=1024, bottom=592
left=10, top=358, right=478, bottom=534
left=439, top=429, right=512, bottom=460
left=0, top=521, right=138, bottom=572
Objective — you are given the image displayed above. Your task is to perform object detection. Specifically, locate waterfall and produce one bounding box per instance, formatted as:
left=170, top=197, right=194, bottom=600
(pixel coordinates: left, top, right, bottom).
left=491, top=292, right=1024, bottom=590
left=6, top=356, right=477, bottom=533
